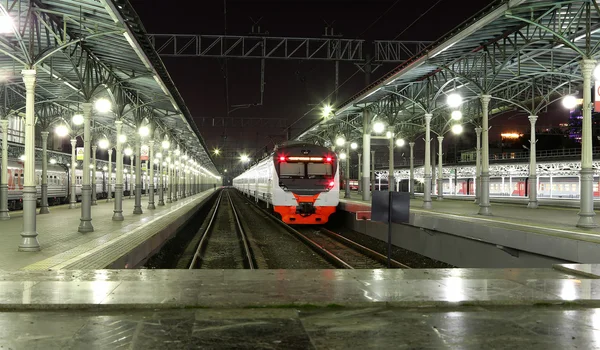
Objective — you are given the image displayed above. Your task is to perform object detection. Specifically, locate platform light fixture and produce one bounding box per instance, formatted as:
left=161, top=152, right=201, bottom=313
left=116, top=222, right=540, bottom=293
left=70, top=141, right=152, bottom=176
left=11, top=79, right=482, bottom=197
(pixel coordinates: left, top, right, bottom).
left=386, top=131, right=393, bottom=139
left=156, top=152, right=162, bottom=159
left=18, top=154, right=25, bottom=161
left=0, top=15, right=14, bottom=34
left=446, top=93, right=463, bottom=108
left=118, top=134, right=127, bottom=143
left=213, top=148, right=220, bottom=156
left=49, top=158, right=57, bottom=165
left=154, top=159, right=159, bottom=165
left=335, top=136, right=346, bottom=147
left=138, top=125, right=149, bottom=137
left=350, top=142, right=358, bottom=150
left=372, top=121, right=385, bottom=134
left=98, top=139, right=110, bottom=149
left=396, top=138, right=405, bottom=147
left=94, top=98, right=112, bottom=113
left=54, top=124, right=69, bottom=137
left=451, top=124, right=464, bottom=135
left=240, top=154, right=249, bottom=162
left=224, top=169, right=228, bottom=173
left=562, top=95, right=578, bottom=109
left=102, top=166, right=108, bottom=171
left=89, top=164, right=94, bottom=169
left=124, top=147, right=133, bottom=156
left=322, top=104, right=333, bottom=117
left=594, top=64, right=600, bottom=80
left=451, top=110, right=463, bottom=120
left=123, top=168, right=128, bottom=174
left=174, top=149, right=181, bottom=156
left=160, top=139, right=169, bottom=149
left=339, top=152, right=347, bottom=160
left=72, top=114, right=84, bottom=126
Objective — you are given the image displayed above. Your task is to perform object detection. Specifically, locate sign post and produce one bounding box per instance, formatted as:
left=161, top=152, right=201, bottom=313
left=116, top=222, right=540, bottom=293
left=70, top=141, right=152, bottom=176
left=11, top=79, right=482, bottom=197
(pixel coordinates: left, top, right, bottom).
left=140, top=145, right=149, bottom=161
left=76, top=147, right=84, bottom=161
left=371, top=191, right=410, bottom=267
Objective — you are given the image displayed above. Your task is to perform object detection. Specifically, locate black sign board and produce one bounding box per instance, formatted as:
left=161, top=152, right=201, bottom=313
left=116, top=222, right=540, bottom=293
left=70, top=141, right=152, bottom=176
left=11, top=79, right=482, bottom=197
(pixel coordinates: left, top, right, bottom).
left=371, top=191, right=410, bottom=267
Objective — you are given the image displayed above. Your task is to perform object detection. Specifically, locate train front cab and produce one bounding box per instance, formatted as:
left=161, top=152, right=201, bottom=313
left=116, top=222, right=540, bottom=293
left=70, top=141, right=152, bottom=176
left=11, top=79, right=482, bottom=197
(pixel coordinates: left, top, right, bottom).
left=273, top=151, right=338, bottom=224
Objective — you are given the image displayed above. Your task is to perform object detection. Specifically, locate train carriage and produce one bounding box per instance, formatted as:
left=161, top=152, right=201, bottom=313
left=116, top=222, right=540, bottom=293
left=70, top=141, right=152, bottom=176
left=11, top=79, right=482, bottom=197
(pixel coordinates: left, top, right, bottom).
left=232, top=142, right=339, bottom=224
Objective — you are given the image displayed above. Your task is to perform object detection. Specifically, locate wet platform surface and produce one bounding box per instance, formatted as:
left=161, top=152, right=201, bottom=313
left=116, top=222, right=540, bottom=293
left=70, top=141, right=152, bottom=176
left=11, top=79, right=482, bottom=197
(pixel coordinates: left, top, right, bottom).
left=0, top=190, right=215, bottom=271
left=340, top=192, right=600, bottom=238
left=2, top=305, right=599, bottom=349
left=0, top=265, right=598, bottom=309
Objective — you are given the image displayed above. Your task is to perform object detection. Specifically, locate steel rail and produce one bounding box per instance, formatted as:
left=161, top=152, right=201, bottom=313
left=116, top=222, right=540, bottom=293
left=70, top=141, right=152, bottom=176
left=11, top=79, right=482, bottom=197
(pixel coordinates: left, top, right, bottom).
left=317, top=227, right=411, bottom=269
left=189, top=190, right=224, bottom=269
left=226, top=190, right=256, bottom=269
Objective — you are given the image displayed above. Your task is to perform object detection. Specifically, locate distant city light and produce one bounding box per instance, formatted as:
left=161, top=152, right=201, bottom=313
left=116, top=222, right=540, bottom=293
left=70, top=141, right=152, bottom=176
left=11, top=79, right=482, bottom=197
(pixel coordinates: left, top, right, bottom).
left=240, top=154, right=249, bottom=162
left=322, top=104, right=333, bottom=117
left=501, top=132, right=522, bottom=139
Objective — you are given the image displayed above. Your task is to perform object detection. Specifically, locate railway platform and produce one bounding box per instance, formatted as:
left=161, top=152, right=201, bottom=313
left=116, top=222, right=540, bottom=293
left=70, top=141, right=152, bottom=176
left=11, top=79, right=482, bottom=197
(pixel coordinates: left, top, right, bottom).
left=338, top=193, right=600, bottom=267
left=0, top=265, right=599, bottom=347
left=0, top=189, right=217, bottom=271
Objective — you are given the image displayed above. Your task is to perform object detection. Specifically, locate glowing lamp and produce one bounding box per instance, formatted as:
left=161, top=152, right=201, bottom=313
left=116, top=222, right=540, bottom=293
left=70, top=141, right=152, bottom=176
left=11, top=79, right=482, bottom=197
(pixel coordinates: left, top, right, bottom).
left=0, top=15, right=14, bottom=34
left=161, top=140, right=170, bottom=149
left=396, top=138, right=405, bottom=147
left=350, top=142, right=358, bottom=150
left=94, top=98, right=111, bottom=113
left=335, top=136, right=346, bottom=147
left=339, top=152, right=347, bottom=160
left=98, top=139, right=110, bottom=149
left=72, top=114, right=84, bottom=125
left=124, top=147, right=133, bottom=156
left=372, top=121, right=385, bottom=134
left=562, top=95, right=578, bottom=109
left=451, top=110, right=463, bottom=120
left=138, top=125, right=149, bottom=137
left=446, top=93, right=463, bottom=108
left=118, top=134, right=127, bottom=143
left=102, top=166, right=108, bottom=171
left=54, top=125, right=69, bottom=137
left=49, top=158, right=57, bottom=165
left=451, top=124, right=464, bottom=135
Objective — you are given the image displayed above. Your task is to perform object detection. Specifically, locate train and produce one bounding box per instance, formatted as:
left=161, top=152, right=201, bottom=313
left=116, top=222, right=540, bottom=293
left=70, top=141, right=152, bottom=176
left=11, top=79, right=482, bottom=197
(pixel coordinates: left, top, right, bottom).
left=5, top=159, right=159, bottom=210
left=232, top=142, right=340, bottom=224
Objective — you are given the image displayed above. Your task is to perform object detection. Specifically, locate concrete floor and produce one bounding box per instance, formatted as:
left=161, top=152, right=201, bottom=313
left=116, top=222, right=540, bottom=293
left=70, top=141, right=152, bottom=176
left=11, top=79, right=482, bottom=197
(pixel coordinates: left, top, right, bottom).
left=1, top=306, right=599, bottom=349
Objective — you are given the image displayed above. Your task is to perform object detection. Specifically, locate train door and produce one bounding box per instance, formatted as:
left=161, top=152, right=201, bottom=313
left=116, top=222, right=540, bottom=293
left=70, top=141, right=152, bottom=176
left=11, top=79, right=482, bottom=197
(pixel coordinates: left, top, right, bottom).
left=515, top=181, right=526, bottom=197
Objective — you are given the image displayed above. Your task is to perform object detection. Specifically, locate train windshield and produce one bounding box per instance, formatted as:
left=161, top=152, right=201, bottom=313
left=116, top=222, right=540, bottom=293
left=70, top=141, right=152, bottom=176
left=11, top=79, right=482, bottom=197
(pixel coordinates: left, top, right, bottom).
left=279, top=162, right=332, bottom=179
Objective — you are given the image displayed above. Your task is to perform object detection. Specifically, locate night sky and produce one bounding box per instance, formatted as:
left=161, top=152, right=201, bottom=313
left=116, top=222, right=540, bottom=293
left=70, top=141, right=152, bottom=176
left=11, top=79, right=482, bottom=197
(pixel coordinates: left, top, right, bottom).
left=129, top=0, right=570, bottom=172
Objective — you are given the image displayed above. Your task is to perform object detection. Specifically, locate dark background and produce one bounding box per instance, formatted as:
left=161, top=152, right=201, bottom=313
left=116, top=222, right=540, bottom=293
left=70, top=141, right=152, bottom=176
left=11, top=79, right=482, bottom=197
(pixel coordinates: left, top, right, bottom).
left=129, top=0, right=570, bottom=174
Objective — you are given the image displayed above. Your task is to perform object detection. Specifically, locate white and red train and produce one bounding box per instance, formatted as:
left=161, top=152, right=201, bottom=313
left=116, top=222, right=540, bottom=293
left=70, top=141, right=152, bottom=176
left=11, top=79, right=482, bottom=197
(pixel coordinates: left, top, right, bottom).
left=232, top=142, right=340, bottom=224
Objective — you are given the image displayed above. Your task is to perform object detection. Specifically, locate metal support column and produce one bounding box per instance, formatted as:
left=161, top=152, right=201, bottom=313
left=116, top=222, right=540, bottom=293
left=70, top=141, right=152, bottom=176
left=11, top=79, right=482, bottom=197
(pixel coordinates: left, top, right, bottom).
left=107, top=149, right=112, bottom=202
left=344, top=143, right=351, bottom=198
left=112, top=120, right=124, bottom=221
left=357, top=153, right=362, bottom=194
left=478, top=95, right=492, bottom=216
left=388, top=129, right=395, bottom=192
left=577, top=59, right=598, bottom=228
left=361, top=110, right=371, bottom=201
left=409, top=142, right=415, bottom=198
left=437, top=136, right=444, bottom=200
left=158, top=157, right=165, bottom=206
left=39, top=131, right=50, bottom=214
left=91, top=145, right=97, bottom=206
left=148, top=140, right=155, bottom=209
left=78, top=102, right=94, bottom=233
left=0, top=119, right=9, bottom=220
left=528, top=116, right=538, bottom=209
left=371, top=150, right=375, bottom=192
left=133, top=136, right=143, bottom=214
left=69, top=138, right=77, bottom=209
left=129, top=155, right=134, bottom=199
left=19, top=69, right=40, bottom=251
left=474, top=127, right=482, bottom=203
left=167, top=151, right=173, bottom=203
left=423, top=114, right=433, bottom=209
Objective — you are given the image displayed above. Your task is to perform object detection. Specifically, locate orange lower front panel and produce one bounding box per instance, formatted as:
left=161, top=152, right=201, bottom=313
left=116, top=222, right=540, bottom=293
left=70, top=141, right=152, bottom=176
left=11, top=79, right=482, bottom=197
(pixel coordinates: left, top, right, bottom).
left=273, top=205, right=336, bottom=224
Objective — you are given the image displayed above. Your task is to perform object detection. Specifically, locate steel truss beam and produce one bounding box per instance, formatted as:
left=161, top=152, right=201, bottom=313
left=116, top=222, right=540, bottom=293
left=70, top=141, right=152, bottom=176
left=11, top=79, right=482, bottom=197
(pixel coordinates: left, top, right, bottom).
left=148, top=34, right=431, bottom=63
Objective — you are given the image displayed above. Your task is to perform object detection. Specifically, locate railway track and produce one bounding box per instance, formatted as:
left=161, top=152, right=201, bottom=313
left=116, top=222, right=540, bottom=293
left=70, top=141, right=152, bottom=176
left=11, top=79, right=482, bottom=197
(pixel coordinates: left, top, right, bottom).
left=189, top=190, right=255, bottom=269
left=233, top=190, right=410, bottom=269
